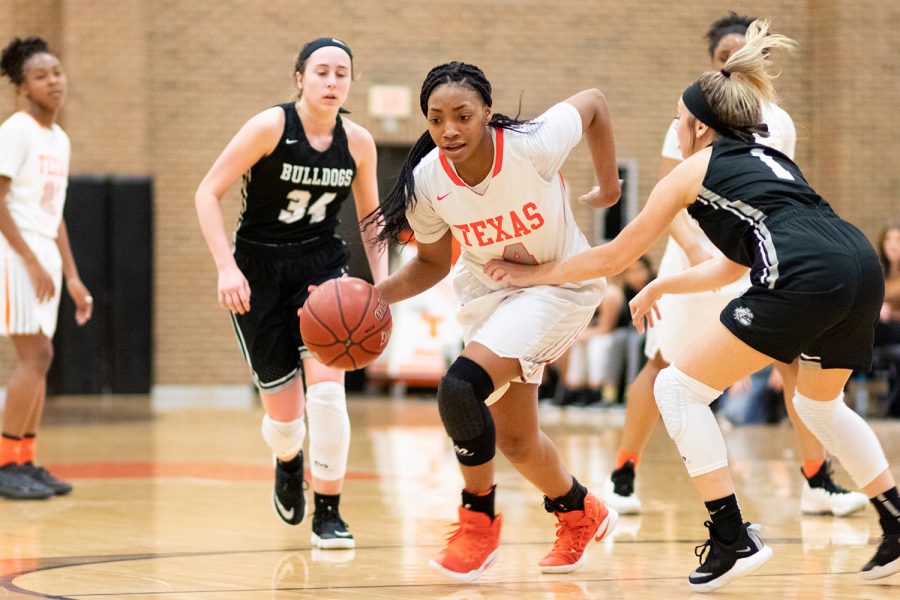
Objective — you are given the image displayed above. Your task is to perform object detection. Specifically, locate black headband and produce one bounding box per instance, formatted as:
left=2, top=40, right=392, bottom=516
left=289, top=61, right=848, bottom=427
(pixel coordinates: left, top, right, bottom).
left=299, top=37, right=353, bottom=63
left=681, top=80, right=731, bottom=136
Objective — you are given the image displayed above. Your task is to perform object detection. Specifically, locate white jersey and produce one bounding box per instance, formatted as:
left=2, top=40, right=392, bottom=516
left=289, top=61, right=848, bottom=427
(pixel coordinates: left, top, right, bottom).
left=646, top=101, right=797, bottom=362
left=407, top=102, right=602, bottom=304
left=0, top=111, right=71, bottom=239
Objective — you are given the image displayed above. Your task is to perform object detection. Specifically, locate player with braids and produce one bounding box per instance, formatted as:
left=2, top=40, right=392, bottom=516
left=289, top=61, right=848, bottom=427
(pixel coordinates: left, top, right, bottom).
left=486, top=20, right=900, bottom=590
left=196, top=37, right=386, bottom=549
left=604, top=11, right=867, bottom=520
left=0, top=36, right=92, bottom=500
left=370, top=61, right=622, bottom=581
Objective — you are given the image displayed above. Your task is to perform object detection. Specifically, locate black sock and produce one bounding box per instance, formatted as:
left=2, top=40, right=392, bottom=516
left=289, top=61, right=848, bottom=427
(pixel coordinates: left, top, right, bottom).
left=705, top=494, right=743, bottom=544
left=462, top=485, right=496, bottom=519
left=871, top=487, right=900, bottom=534
left=543, top=477, right=587, bottom=513
left=314, top=492, right=340, bottom=514
left=277, top=452, right=302, bottom=473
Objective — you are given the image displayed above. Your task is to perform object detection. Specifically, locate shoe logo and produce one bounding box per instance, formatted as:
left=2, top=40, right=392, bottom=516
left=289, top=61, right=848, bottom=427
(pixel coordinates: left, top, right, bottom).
left=275, top=496, right=295, bottom=520
left=692, top=571, right=713, bottom=579
left=736, top=546, right=752, bottom=554
left=733, top=306, right=754, bottom=327
left=286, top=139, right=299, bottom=145
left=334, top=531, right=353, bottom=537
left=453, top=445, right=474, bottom=457
left=436, top=192, right=451, bottom=201
left=709, top=506, right=724, bottom=516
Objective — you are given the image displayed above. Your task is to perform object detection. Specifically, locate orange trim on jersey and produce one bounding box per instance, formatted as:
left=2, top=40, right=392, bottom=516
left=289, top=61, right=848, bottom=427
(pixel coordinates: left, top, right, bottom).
left=20, top=110, right=52, bottom=130
left=492, top=128, right=504, bottom=176
left=438, top=151, right=466, bottom=187
left=438, top=127, right=505, bottom=187
left=559, top=169, right=566, bottom=191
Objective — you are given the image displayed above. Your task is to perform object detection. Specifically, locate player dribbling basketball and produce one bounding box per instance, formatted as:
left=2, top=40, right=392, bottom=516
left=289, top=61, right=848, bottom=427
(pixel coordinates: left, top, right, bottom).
left=195, top=37, right=386, bottom=549
left=368, top=61, right=621, bottom=581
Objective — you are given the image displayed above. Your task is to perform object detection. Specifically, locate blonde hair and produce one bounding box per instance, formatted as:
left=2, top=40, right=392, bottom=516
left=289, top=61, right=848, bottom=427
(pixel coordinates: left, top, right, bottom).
left=698, top=20, right=797, bottom=141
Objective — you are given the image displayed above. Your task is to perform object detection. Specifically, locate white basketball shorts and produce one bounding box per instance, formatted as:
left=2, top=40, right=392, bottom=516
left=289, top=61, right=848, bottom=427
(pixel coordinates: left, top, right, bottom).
left=456, top=271, right=605, bottom=386
left=644, top=237, right=749, bottom=363
left=0, top=230, right=63, bottom=337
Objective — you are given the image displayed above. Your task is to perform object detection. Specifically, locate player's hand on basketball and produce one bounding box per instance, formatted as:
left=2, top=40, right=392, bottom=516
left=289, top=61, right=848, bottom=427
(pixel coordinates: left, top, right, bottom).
left=577, top=179, right=623, bottom=208
left=217, top=263, right=251, bottom=314
left=25, top=259, right=55, bottom=302
left=483, top=259, right=551, bottom=287
left=628, top=281, right=663, bottom=334
left=66, top=278, right=94, bottom=325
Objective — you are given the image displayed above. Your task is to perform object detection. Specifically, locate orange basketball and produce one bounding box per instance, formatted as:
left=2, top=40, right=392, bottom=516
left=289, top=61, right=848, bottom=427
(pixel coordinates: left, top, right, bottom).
left=299, top=277, right=392, bottom=371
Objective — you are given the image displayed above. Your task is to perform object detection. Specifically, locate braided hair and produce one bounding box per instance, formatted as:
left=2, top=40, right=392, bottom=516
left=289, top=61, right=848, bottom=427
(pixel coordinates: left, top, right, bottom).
left=0, top=37, right=51, bottom=85
left=705, top=12, right=755, bottom=57
left=368, top=61, right=531, bottom=246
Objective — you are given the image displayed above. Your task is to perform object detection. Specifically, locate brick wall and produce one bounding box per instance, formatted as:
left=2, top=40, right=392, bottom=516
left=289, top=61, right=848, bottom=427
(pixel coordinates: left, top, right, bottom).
left=0, top=1, right=896, bottom=386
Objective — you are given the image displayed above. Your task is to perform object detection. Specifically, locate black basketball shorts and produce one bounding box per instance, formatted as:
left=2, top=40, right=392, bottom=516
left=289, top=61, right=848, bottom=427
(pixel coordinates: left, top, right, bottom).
left=720, top=210, right=883, bottom=371
left=231, top=236, right=349, bottom=392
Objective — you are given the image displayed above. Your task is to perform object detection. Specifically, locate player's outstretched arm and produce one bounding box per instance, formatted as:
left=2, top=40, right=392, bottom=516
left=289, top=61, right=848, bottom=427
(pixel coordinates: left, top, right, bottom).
left=628, top=255, right=748, bottom=334
left=376, top=231, right=453, bottom=305
left=484, top=149, right=709, bottom=287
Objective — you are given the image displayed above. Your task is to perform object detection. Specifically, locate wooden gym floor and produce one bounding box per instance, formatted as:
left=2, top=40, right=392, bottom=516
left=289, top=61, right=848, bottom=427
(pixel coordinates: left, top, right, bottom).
left=0, top=395, right=898, bottom=599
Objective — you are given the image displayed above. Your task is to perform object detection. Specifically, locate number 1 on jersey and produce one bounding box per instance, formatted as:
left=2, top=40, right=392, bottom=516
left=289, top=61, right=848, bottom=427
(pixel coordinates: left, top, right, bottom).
left=502, top=242, right=538, bottom=265
left=751, top=148, right=795, bottom=181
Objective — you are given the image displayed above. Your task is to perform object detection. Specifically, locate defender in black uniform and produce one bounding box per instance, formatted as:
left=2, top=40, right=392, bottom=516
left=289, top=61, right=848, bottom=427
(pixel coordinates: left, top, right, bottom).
left=484, top=20, right=900, bottom=591
left=196, top=38, right=386, bottom=550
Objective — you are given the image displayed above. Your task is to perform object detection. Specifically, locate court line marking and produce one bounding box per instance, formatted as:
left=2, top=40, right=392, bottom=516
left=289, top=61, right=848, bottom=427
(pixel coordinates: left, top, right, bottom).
left=1, top=538, right=879, bottom=598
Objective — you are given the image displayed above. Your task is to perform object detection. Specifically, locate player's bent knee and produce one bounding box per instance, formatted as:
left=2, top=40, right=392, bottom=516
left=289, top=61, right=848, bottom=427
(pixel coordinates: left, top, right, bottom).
left=438, top=356, right=496, bottom=466
left=261, top=414, right=306, bottom=459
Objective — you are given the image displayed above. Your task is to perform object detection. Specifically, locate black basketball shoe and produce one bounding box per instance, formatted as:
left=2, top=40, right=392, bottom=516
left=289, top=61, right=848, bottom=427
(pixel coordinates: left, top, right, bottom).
left=311, top=501, right=355, bottom=549
left=688, top=521, right=772, bottom=592
left=0, top=463, right=53, bottom=500
left=19, top=462, right=73, bottom=495
left=273, top=451, right=307, bottom=525
left=860, top=532, right=900, bottom=580
left=604, top=460, right=641, bottom=514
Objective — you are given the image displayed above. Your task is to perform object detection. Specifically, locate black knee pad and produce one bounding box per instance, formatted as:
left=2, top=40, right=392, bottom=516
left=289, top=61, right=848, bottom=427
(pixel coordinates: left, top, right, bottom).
left=438, top=357, right=496, bottom=466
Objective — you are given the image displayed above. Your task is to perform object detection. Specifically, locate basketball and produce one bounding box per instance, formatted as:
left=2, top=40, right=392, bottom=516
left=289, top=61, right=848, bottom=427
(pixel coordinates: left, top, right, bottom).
left=299, top=277, right=392, bottom=371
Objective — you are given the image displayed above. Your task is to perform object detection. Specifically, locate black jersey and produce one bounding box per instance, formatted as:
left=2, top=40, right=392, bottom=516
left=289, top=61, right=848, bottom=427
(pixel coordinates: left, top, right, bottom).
left=688, top=138, right=833, bottom=287
left=236, top=103, right=357, bottom=245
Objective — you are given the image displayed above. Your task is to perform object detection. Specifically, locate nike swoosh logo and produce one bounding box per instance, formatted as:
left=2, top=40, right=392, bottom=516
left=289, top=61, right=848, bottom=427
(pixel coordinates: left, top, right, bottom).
left=436, top=193, right=450, bottom=201
left=286, top=139, right=299, bottom=145
left=334, top=531, right=353, bottom=537
left=275, top=496, right=295, bottom=520
left=736, top=546, right=752, bottom=553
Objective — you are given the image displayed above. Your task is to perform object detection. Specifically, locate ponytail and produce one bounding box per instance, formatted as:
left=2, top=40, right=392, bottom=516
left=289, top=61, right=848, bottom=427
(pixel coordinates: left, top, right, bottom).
left=687, top=20, right=796, bottom=142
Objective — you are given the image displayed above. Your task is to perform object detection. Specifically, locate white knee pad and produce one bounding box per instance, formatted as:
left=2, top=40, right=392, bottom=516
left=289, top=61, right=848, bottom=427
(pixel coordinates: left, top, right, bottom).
left=261, top=414, right=306, bottom=459
left=654, top=366, right=728, bottom=477
left=793, top=392, right=889, bottom=488
left=306, top=382, right=350, bottom=482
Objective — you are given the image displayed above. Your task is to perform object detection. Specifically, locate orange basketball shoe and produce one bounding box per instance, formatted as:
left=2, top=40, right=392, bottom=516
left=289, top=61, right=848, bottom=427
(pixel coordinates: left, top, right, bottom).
left=539, top=492, right=618, bottom=574
left=429, top=507, right=502, bottom=582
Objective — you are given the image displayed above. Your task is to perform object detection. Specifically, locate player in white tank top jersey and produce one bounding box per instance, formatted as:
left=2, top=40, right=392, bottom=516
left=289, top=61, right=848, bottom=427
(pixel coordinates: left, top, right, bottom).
left=0, top=37, right=92, bottom=499
left=370, top=61, right=621, bottom=580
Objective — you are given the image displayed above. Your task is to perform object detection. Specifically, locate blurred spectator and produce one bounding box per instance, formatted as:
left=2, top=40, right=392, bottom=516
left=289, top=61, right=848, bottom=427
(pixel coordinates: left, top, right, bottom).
left=550, top=256, right=655, bottom=407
